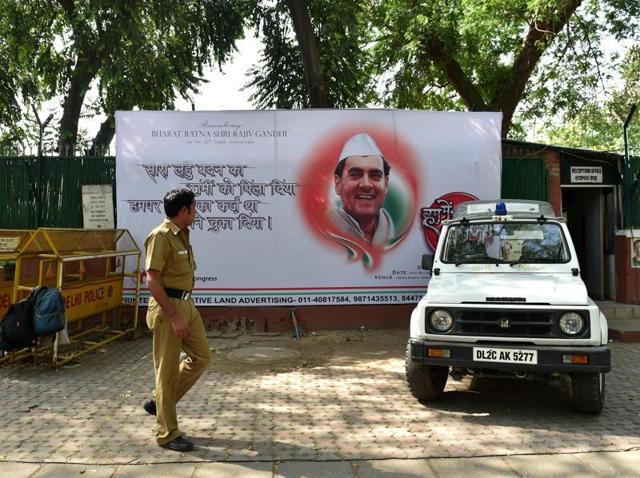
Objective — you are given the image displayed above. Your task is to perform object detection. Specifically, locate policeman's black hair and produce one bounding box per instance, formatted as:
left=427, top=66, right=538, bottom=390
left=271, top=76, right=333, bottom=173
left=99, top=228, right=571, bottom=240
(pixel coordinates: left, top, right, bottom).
left=334, top=156, right=391, bottom=178
left=164, top=188, right=195, bottom=218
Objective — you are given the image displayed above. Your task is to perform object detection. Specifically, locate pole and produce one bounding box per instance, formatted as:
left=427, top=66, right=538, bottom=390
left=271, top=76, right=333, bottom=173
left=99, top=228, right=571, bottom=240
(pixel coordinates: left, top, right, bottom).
left=623, top=104, right=637, bottom=228
left=31, top=106, right=54, bottom=227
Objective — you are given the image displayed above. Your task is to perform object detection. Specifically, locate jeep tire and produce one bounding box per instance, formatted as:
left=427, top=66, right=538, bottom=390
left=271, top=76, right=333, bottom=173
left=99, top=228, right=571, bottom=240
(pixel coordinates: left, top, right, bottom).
left=405, top=342, right=448, bottom=401
left=572, top=371, right=605, bottom=414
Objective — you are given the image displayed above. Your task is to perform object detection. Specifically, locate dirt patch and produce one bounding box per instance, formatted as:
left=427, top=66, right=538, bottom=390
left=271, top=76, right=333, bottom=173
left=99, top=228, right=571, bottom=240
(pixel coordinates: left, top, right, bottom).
left=208, top=328, right=409, bottom=374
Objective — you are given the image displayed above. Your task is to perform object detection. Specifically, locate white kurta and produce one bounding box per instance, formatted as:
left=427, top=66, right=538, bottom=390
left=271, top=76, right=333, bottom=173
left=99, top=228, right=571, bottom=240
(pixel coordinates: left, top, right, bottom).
left=328, top=207, right=395, bottom=246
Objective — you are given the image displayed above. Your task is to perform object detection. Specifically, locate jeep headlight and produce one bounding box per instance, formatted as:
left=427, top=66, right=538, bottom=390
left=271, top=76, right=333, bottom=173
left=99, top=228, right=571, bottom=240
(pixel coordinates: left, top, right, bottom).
left=429, top=309, right=454, bottom=332
left=559, top=312, right=584, bottom=335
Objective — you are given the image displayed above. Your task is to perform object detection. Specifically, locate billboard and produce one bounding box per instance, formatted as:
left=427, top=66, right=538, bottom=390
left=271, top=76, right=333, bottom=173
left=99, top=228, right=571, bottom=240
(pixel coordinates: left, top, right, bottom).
left=116, top=110, right=502, bottom=306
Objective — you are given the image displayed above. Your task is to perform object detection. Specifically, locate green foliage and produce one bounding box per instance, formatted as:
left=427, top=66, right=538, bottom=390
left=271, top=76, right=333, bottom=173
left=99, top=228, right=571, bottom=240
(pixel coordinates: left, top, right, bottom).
left=99, top=0, right=250, bottom=114
left=372, top=0, right=528, bottom=110
left=371, top=0, right=639, bottom=135
left=0, top=42, right=20, bottom=128
left=2, top=0, right=637, bottom=149
left=246, top=2, right=307, bottom=109
left=246, top=0, right=376, bottom=109
left=0, top=0, right=250, bottom=146
left=538, top=46, right=640, bottom=152
left=541, top=104, right=627, bottom=150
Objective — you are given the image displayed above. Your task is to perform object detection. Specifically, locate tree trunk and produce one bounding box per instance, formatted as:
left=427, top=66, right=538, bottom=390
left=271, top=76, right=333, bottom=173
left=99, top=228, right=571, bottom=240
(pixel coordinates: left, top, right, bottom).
left=490, top=0, right=583, bottom=135
left=57, top=51, right=101, bottom=154
left=87, top=114, right=115, bottom=156
left=285, top=0, right=329, bottom=108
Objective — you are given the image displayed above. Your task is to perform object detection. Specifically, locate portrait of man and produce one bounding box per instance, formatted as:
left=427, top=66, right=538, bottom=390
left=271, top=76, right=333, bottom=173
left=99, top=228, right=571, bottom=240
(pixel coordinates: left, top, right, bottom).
left=632, top=239, right=640, bottom=268
left=328, top=132, right=395, bottom=246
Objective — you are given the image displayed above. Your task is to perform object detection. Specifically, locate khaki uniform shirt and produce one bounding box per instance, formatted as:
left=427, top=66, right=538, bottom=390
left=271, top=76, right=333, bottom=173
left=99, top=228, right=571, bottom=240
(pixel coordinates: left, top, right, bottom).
left=144, top=219, right=196, bottom=291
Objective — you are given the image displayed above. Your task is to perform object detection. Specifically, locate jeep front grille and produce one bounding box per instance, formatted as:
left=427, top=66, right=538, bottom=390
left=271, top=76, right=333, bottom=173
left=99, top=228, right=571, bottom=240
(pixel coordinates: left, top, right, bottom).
left=457, top=310, right=555, bottom=337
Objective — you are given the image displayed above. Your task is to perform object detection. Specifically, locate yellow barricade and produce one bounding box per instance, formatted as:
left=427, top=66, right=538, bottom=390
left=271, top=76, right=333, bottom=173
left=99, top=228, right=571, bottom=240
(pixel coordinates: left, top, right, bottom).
left=0, top=228, right=142, bottom=367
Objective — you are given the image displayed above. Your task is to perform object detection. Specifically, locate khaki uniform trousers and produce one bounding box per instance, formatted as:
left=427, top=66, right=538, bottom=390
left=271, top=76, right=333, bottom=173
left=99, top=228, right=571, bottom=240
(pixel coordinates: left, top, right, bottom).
left=146, top=297, right=212, bottom=445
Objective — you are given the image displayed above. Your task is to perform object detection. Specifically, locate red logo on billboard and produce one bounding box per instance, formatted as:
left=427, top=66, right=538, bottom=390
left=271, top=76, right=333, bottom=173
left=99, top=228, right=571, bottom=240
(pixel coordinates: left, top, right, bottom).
left=421, top=192, right=478, bottom=251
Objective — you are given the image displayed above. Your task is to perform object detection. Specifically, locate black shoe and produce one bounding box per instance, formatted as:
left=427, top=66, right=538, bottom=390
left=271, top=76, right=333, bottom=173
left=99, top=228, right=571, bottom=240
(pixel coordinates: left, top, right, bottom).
left=143, top=399, right=156, bottom=416
left=160, top=435, right=194, bottom=452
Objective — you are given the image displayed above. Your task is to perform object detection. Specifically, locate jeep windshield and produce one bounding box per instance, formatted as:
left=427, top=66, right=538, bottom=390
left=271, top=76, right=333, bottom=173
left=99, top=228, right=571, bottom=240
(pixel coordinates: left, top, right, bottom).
left=441, top=222, right=570, bottom=265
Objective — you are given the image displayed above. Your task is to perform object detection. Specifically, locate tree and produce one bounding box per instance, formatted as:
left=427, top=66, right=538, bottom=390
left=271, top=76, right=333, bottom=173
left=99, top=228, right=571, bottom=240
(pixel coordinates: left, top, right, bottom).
left=285, top=0, right=328, bottom=107
left=0, top=43, right=20, bottom=130
left=246, top=0, right=376, bottom=109
left=539, top=46, right=640, bottom=151
left=0, top=0, right=249, bottom=153
left=372, top=0, right=640, bottom=137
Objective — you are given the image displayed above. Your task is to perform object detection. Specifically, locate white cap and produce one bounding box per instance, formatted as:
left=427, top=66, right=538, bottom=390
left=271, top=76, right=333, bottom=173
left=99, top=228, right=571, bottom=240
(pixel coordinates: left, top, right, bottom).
left=338, top=133, right=383, bottom=163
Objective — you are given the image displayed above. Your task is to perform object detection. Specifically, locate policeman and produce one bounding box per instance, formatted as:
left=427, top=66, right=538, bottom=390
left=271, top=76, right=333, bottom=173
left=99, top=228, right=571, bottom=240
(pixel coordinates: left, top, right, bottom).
left=142, top=188, right=211, bottom=452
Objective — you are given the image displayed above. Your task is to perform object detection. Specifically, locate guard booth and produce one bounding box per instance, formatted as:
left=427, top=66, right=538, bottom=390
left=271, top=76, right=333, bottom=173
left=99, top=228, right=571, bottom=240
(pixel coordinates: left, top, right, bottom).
left=502, top=140, right=624, bottom=301
left=0, top=230, right=35, bottom=317
left=560, top=156, right=620, bottom=300
left=2, top=228, right=142, bottom=367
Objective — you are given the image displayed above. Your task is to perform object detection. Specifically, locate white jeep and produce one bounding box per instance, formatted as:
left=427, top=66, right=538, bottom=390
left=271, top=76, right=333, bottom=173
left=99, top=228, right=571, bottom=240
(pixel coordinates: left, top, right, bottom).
left=407, top=199, right=610, bottom=413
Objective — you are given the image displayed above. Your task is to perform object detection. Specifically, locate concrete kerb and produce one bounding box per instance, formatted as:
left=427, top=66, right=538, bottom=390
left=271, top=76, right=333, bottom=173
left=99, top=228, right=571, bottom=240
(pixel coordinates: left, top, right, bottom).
left=596, top=300, right=640, bottom=320
left=4, top=450, right=640, bottom=477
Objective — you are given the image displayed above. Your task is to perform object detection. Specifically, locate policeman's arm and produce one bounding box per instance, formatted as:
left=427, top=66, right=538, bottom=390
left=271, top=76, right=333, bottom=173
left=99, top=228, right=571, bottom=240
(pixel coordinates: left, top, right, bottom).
left=146, top=269, right=177, bottom=317
left=146, top=269, right=191, bottom=338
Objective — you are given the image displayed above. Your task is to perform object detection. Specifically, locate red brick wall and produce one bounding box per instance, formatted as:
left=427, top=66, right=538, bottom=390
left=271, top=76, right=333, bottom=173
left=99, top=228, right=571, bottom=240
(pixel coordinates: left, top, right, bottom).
left=616, top=235, right=640, bottom=304
left=132, top=304, right=414, bottom=332
left=544, top=151, right=562, bottom=215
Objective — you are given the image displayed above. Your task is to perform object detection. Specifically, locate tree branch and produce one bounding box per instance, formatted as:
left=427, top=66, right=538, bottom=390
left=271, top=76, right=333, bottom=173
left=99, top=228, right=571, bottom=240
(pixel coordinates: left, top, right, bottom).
left=422, top=38, right=488, bottom=111
left=575, top=14, right=607, bottom=93
left=491, top=0, right=584, bottom=133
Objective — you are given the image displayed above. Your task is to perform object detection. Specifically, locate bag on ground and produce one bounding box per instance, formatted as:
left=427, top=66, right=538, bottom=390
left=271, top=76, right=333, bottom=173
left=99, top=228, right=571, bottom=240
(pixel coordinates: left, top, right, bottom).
left=0, top=299, right=35, bottom=351
left=30, top=286, right=66, bottom=337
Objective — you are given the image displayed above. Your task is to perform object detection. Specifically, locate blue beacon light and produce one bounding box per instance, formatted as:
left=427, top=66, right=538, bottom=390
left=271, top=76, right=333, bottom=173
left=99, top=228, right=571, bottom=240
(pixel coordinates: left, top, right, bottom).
left=495, top=201, right=507, bottom=216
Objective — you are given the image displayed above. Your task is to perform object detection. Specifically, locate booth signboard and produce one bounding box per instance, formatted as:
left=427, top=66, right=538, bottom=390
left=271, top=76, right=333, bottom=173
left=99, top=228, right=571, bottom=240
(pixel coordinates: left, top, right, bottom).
left=561, top=157, right=618, bottom=186
left=570, top=166, right=603, bottom=184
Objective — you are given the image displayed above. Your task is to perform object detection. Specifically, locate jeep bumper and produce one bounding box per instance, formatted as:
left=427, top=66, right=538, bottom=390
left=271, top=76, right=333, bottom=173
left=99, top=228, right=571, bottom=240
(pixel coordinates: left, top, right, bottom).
left=409, top=340, right=611, bottom=373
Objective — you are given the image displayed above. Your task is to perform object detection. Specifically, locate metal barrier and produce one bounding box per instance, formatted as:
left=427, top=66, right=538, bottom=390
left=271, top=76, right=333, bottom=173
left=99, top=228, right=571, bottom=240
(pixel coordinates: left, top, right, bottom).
left=0, top=230, right=35, bottom=317
left=0, top=229, right=37, bottom=365
left=0, top=228, right=141, bottom=367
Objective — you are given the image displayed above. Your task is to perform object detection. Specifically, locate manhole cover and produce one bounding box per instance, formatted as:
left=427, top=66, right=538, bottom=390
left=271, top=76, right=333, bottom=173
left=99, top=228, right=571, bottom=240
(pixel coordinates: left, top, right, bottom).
left=227, top=346, right=301, bottom=363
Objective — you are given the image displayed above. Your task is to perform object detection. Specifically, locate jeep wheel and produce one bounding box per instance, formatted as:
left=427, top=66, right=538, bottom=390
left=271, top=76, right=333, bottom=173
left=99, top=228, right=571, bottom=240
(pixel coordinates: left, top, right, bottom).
left=572, top=372, right=605, bottom=414
left=405, top=342, right=448, bottom=401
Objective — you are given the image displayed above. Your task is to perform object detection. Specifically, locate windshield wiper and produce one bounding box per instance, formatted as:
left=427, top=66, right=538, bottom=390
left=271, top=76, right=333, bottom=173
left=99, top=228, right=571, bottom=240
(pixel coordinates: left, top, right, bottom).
left=509, top=258, right=559, bottom=267
left=455, top=257, right=503, bottom=266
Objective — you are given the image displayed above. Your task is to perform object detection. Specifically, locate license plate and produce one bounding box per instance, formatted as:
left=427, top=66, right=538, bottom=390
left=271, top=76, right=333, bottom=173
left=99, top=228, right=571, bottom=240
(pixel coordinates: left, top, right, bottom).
left=473, top=347, right=538, bottom=364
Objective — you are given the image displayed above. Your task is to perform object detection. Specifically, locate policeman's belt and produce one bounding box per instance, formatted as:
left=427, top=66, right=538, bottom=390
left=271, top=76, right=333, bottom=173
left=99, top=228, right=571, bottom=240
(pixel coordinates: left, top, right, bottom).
left=165, top=288, right=192, bottom=300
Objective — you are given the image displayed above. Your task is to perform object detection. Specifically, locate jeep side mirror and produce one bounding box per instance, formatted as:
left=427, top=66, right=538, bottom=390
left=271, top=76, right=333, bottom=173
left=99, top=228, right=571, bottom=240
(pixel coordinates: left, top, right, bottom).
left=421, top=254, right=434, bottom=271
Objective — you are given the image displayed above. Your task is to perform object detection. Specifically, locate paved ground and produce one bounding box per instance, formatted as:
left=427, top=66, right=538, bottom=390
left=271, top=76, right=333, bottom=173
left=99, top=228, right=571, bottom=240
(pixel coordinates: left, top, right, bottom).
left=1, top=329, right=639, bottom=476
